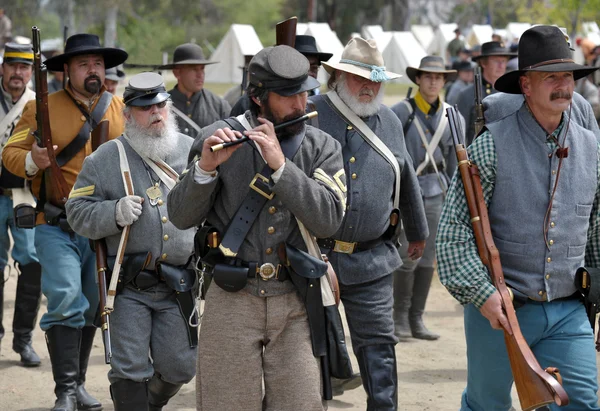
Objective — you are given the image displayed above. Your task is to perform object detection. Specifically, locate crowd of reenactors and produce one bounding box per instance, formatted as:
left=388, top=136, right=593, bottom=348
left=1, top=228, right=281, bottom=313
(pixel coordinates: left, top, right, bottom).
left=2, top=12, right=600, bottom=411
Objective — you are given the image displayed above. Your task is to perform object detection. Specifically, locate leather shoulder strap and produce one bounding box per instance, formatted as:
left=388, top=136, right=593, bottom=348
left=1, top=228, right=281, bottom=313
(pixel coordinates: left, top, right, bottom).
left=172, top=105, right=202, bottom=134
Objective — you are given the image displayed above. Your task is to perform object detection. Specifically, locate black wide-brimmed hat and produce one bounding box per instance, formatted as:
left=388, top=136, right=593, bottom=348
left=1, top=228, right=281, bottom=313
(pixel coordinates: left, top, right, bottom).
left=472, top=41, right=516, bottom=61
left=123, top=72, right=170, bottom=107
left=3, top=43, right=34, bottom=65
left=249, top=45, right=320, bottom=96
left=406, top=56, right=457, bottom=84
left=158, top=43, right=218, bottom=70
left=44, top=34, right=128, bottom=71
left=294, top=35, right=333, bottom=62
left=495, top=25, right=599, bottom=94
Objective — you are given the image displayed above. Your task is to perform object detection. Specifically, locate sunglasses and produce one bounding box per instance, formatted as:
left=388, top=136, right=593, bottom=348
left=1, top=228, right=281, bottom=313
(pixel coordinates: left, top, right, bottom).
left=137, top=100, right=168, bottom=111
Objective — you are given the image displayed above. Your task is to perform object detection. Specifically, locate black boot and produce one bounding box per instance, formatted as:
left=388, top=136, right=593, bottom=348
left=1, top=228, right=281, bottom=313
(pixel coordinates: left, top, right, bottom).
left=148, top=373, right=183, bottom=411
left=0, top=266, right=5, bottom=354
left=409, top=266, right=440, bottom=340
left=356, top=344, right=398, bottom=411
left=393, top=265, right=415, bottom=340
left=77, top=326, right=102, bottom=410
left=12, top=262, right=42, bottom=366
left=46, top=326, right=80, bottom=411
left=110, top=379, right=149, bottom=411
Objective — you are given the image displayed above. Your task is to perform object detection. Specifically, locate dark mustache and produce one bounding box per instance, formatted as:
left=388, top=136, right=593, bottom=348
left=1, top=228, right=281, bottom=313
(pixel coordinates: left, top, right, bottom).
left=9, top=75, right=23, bottom=82
left=550, top=91, right=572, bottom=100
left=85, top=75, right=101, bottom=83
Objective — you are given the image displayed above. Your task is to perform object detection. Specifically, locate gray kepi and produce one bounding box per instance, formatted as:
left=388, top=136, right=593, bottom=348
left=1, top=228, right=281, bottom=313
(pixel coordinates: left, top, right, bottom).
left=406, top=56, right=457, bottom=84
left=158, top=43, right=218, bottom=69
left=123, top=72, right=170, bottom=107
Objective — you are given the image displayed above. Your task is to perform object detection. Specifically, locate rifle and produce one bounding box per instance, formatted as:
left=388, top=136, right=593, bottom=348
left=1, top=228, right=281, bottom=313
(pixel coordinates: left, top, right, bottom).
left=240, top=55, right=253, bottom=95
left=32, top=26, right=71, bottom=206
left=473, top=66, right=485, bottom=137
left=62, top=26, right=68, bottom=89
left=446, top=105, right=569, bottom=411
left=91, top=119, right=112, bottom=363
left=276, top=16, right=297, bottom=47
left=406, top=86, right=413, bottom=100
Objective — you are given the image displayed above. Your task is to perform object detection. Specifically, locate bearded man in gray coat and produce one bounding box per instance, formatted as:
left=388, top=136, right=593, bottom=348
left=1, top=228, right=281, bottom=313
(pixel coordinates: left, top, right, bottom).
left=66, top=73, right=197, bottom=410
left=310, top=37, right=428, bottom=410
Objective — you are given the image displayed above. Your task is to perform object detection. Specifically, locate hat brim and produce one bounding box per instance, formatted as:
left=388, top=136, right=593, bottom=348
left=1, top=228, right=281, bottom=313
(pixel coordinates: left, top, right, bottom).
left=158, top=59, right=219, bottom=69
left=3, top=58, right=33, bottom=65
left=272, top=76, right=321, bottom=97
left=44, top=47, right=128, bottom=71
left=322, top=61, right=401, bottom=82
left=126, top=92, right=171, bottom=107
left=298, top=51, right=334, bottom=62
left=472, top=52, right=517, bottom=61
left=406, top=66, right=457, bottom=84
left=494, top=62, right=599, bottom=94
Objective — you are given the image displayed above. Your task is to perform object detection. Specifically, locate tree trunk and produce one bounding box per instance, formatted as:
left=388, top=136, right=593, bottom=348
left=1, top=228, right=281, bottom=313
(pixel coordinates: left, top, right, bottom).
left=390, top=0, right=410, bottom=31
left=104, top=5, right=118, bottom=48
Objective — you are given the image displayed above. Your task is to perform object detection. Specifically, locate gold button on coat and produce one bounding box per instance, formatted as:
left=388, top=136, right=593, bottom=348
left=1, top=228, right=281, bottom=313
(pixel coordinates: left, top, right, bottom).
left=158, top=199, right=164, bottom=206
left=162, top=253, right=167, bottom=259
left=163, top=235, right=169, bottom=241
left=267, top=227, right=275, bottom=234
left=548, top=240, right=554, bottom=245
left=260, top=290, right=265, bottom=295
left=351, top=173, right=357, bottom=179
left=349, top=157, right=356, bottom=163
left=547, top=257, right=552, bottom=263
left=80, top=115, right=86, bottom=122
left=545, top=274, right=550, bottom=280
left=266, top=248, right=273, bottom=255
left=268, top=206, right=277, bottom=214
left=550, top=222, right=555, bottom=228
left=538, top=290, right=544, bottom=296
left=162, top=216, right=168, bottom=223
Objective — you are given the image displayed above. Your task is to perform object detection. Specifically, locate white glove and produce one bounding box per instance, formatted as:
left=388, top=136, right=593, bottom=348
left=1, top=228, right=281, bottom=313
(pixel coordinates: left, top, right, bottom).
left=115, top=195, right=143, bottom=227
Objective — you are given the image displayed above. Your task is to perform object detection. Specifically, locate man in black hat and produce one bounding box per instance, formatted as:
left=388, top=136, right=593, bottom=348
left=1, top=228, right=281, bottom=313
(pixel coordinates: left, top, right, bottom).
left=437, top=25, right=600, bottom=410
left=66, top=72, right=196, bottom=410
left=390, top=56, right=464, bottom=343
left=445, top=60, right=475, bottom=106
left=2, top=33, right=128, bottom=411
left=168, top=44, right=346, bottom=410
left=0, top=42, right=43, bottom=368
left=446, top=28, right=465, bottom=64
left=455, top=41, right=516, bottom=144
left=159, top=43, right=231, bottom=138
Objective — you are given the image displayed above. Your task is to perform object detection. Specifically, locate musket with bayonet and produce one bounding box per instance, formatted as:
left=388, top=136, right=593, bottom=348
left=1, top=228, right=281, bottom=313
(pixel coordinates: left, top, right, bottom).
left=32, top=26, right=71, bottom=206
left=446, top=105, right=569, bottom=410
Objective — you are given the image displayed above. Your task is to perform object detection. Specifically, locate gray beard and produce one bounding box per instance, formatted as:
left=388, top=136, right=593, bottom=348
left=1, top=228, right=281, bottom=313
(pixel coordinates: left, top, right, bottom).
left=336, top=75, right=385, bottom=118
left=124, top=108, right=179, bottom=161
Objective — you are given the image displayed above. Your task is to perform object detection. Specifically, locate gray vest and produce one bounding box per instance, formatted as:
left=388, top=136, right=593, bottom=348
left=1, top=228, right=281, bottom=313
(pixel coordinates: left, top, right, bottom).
left=487, top=105, right=598, bottom=301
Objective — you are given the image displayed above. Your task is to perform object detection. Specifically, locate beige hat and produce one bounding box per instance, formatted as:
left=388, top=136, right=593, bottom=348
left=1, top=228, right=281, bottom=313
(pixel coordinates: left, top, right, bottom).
left=322, top=37, right=401, bottom=82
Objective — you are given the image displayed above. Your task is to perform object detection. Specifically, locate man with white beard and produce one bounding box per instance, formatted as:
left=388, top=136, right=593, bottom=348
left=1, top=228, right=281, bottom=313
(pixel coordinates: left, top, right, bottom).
left=66, top=72, right=197, bottom=410
left=309, top=37, right=428, bottom=411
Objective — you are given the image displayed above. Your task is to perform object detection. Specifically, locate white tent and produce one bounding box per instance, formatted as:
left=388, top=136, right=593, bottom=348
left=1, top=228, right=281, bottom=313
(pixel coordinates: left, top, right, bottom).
left=505, top=22, right=530, bottom=43
left=304, top=22, right=345, bottom=83
left=411, top=25, right=434, bottom=51
left=362, top=25, right=385, bottom=40
left=378, top=31, right=427, bottom=84
left=205, top=24, right=263, bottom=84
left=296, top=23, right=308, bottom=35
left=467, top=24, right=493, bottom=47
left=426, top=23, right=458, bottom=63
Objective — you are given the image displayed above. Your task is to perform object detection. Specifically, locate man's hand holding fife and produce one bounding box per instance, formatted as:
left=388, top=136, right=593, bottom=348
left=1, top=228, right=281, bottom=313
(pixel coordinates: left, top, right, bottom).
left=198, top=128, right=244, bottom=173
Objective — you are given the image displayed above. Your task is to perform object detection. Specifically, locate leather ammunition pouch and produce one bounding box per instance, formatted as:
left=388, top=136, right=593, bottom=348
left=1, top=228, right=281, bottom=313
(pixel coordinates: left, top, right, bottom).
left=43, top=202, right=73, bottom=233
left=14, top=203, right=36, bottom=229
left=576, top=267, right=600, bottom=305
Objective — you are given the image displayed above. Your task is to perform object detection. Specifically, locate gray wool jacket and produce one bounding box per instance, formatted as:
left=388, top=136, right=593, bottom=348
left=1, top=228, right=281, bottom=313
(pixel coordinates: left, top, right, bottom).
left=309, top=93, right=429, bottom=286
left=66, top=133, right=196, bottom=268
left=167, top=111, right=346, bottom=297
left=169, top=87, right=231, bottom=138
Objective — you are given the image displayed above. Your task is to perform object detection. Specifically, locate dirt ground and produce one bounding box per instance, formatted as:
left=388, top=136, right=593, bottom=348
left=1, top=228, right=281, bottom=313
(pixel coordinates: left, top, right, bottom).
left=0, top=267, right=576, bottom=411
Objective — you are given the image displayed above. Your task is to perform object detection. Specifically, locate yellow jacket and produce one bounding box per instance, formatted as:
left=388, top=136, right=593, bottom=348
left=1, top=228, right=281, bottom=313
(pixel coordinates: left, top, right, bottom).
left=2, top=84, right=124, bottom=225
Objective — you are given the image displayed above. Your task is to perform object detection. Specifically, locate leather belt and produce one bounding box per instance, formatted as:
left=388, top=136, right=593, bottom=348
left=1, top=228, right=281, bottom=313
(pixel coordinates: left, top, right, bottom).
left=225, top=258, right=289, bottom=282
left=0, top=188, right=12, bottom=197
left=422, top=163, right=445, bottom=175
left=317, top=237, right=382, bottom=254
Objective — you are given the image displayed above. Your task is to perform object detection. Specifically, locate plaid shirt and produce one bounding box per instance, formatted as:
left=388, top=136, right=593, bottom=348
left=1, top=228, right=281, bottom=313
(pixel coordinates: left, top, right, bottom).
left=436, top=122, right=600, bottom=308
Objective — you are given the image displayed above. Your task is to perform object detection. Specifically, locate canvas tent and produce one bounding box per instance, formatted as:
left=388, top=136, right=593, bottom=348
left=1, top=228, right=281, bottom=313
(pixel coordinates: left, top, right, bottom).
left=505, top=22, right=530, bottom=43
left=296, top=23, right=308, bottom=35
left=411, top=25, right=434, bottom=50
left=466, top=24, right=493, bottom=47
left=205, top=24, right=263, bottom=84
left=377, top=31, right=427, bottom=84
left=303, top=22, right=345, bottom=83
left=362, top=25, right=385, bottom=40
left=426, top=23, right=458, bottom=63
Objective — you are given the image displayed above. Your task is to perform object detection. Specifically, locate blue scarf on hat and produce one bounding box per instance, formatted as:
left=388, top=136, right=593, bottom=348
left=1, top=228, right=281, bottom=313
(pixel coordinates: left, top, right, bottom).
left=340, top=59, right=390, bottom=82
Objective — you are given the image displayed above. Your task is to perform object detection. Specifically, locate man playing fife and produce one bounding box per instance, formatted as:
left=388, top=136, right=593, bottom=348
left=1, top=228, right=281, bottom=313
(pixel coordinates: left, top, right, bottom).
left=310, top=37, right=428, bottom=410
left=437, top=25, right=600, bottom=410
left=2, top=33, right=127, bottom=411
left=168, top=45, right=346, bottom=411
left=0, top=43, right=43, bottom=368
left=66, top=72, right=196, bottom=411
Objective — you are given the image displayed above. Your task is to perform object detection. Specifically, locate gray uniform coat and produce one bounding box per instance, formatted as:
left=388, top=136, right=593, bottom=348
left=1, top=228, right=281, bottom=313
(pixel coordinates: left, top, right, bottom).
left=310, top=94, right=428, bottom=285
left=167, top=112, right=346, bottom=297
left=66, top=133, right=196, bottom=268
left=169, top=87, right=231, bottom=138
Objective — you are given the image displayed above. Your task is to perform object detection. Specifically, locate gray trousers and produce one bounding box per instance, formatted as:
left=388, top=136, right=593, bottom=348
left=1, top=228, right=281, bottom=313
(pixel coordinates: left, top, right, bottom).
left=107, top=283, right=196, bottom=385
left=196, top=285, right=325, bottom=411
left=340, top=273, right=398, bottom=351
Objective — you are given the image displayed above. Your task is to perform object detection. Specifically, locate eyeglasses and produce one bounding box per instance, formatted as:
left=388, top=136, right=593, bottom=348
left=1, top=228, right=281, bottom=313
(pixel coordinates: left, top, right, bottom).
left=137, top=101, right=168, bottom=111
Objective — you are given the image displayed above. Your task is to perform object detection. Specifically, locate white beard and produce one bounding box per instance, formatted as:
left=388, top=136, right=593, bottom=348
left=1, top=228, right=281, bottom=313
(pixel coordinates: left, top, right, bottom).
left=336, top=73, right=385, bottom=118
left=124, top=106, right=179, bottom=161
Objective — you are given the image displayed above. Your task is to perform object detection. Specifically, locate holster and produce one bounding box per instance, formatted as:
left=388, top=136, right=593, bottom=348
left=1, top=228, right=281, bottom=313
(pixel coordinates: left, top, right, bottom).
left=14, top=203, right=36, bottom=229
left=576, top=267, right=600, bottom=331
left=107, top=252, right=152, bottom=292
left=43, top=202, right=73, bottom=233
left=195, top=225, right=222, bottom=296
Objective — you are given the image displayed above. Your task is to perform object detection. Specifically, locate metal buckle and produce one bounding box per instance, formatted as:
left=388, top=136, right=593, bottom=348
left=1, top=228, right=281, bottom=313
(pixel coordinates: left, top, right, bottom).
left=333, top=240, right=356, bottom=254
left=257, top=263, right=277, bottom=280
left=249, top=174, right=274, bottom=200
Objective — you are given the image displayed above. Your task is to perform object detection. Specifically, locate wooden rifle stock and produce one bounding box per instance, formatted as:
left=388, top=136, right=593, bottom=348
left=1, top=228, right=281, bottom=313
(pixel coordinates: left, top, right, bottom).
left=62, top=25, right=68, bottom=89
left=95, top=239, right=112, bottom=364
left=32, top=27, right=71, bottom=206
left=446, top=106, right=569, bottom=411
left=473, top=66, right=485, bottom=138
left=276, top=17, right=297, bottom=47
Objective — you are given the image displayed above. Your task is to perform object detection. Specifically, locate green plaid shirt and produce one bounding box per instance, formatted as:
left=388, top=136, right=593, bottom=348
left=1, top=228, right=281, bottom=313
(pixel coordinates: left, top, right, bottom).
left=436, top=123, right=600, bottom=308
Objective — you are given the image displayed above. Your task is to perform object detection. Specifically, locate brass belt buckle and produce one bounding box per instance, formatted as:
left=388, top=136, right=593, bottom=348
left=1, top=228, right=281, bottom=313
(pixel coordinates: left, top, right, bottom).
left=249, top=174, right=274, bottom=200
left=333, top=240, right=356, bottom=254
left=258, top=263, right=276, bottom=280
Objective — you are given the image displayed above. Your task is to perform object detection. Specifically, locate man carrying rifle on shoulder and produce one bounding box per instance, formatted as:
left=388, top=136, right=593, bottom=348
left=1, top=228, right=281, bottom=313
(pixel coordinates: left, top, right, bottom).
left=437, top=25, right=600, bottom=410
left=66, top=72, right=196, bottom=410
left=2, top=33, right=127, bottom=411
